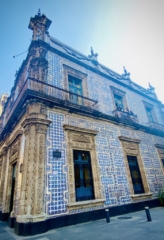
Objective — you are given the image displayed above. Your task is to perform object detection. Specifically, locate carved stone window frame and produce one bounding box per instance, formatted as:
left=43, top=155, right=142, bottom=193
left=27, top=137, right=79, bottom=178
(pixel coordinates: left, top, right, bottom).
left=143, top=101, right=157, bottom=122
left=110, top=86, right=128, bottom=111
left=119, top=136, right=152, bottom=201
left=155, top=144, right=164, bottom=174
left=63, top=124, right=105, bottom=211
left=63, top=65, right=88, bottom=98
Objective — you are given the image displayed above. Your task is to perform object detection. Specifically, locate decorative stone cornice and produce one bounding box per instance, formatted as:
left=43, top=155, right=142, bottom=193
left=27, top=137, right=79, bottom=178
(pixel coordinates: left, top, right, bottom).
left=22, top=117, right=51, bottom=129
left=7, top=130, right=23, bottom=148
left=118, top=136, right=141, bottom=144
left=63, top=124, right=98, bottom=135
left=154, top=144, right=164, bottom=149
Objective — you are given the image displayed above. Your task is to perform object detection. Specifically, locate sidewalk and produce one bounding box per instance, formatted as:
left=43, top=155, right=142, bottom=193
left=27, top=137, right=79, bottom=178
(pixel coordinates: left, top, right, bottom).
left=0, top=207, right=164, bottom=240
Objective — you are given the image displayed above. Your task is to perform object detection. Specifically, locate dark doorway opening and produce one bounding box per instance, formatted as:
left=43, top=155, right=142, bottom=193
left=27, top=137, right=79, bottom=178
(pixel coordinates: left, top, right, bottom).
left=9, top=162, right=17, bottom=213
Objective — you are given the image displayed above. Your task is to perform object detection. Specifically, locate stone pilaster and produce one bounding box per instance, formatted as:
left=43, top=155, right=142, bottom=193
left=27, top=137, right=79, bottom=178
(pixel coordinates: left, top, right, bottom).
left=16, top=105, right=51, bottom=223
left=0, top=147, right=7, bottom=211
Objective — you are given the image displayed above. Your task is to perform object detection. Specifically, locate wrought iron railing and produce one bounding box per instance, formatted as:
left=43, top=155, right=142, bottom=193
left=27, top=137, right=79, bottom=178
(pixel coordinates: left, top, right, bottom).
left=113, top=109, right=138, bottom=124
left=0, top=78, right=98, bottom=132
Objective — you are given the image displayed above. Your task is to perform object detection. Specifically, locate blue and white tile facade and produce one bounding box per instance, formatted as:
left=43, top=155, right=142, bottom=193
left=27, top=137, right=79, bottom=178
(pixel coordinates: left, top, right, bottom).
left=45, top=111, right=164, bottom=217
left=45, top=42, right=164, bottom=217
left=46, top=50, right=164, bottom=126
left=46, top=112, right=67, bottom=215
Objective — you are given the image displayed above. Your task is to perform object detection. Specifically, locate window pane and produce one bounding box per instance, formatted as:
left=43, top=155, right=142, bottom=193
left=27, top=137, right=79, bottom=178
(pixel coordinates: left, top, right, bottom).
left=146, top=107, right=154, bottom=122
left=68, top=76, right=83, bottom=105
left=114, top=94, right=124, bottom=110
left=127, top=155, right=144, bottom=194
left=73, top=150, right=94, bottom=201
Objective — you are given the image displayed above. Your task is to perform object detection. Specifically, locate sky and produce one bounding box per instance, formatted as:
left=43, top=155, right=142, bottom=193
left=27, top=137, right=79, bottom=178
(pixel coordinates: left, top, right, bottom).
left=0, top=0, right=164, bottom=102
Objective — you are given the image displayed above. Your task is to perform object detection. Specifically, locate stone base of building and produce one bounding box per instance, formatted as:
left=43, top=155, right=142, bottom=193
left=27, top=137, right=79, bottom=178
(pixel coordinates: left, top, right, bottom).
left=8, top=216, right=16, bottom=228
left=1, top=198, right=160, bottom=236
left=0, top=211, right=9, bottom=221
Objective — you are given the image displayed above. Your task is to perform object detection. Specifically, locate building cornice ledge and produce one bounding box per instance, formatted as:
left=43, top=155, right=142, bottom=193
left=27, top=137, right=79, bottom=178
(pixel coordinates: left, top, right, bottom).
left=63, top=124, right=98, bottom=135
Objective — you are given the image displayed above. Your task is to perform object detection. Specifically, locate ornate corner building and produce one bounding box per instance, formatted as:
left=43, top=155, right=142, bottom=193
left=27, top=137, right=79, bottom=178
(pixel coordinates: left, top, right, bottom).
left=0, top=12, right=164, bottom=236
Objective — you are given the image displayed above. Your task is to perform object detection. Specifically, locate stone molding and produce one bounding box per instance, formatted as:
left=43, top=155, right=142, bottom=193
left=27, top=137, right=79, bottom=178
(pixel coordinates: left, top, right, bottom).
left=130, top=192, right=153, bottom=201
left=118, top=136, right=141, bottom=144
left=63, top=65, right=89, bottom=100
left=155, top=144, right=164, bottom=172
left=63, top=124, right=103, bottom=210
left=15, top=113, right=51, bottom=223
left=63, top=124, right=98, bottom=135
left=119, top=136, right=150, bottom=197
left=67, top=199, right=105, bottom=211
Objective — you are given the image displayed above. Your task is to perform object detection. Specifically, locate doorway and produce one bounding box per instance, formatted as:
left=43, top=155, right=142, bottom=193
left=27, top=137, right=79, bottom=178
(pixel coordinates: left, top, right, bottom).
left=9, top=162, right=17, bottom=213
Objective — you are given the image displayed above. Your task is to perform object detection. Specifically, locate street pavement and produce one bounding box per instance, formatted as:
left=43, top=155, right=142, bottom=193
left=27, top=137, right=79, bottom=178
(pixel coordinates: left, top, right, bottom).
left=0, top=207, right=164, bottom=240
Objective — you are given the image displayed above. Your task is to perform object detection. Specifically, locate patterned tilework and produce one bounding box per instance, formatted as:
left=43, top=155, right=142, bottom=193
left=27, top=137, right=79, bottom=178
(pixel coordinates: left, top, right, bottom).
left=46, top=110, right=164, bottom=217
left=46, top=51, right=63, bottom=88
left=46, top=111, right=67, bottom=215
left=67, top=116, right=131, bottom=206
left=92, top=122, right=131, bottom=206
left=46, top=52, right=164, bottom=126
left=136, top=132, right=164, bottom=195
left=120, top=127, right=164, bottom=195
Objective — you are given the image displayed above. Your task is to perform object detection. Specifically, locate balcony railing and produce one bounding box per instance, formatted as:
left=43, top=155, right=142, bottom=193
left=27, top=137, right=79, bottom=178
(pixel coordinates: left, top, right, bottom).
left=148, top=121, right=164, bottom=131
left=113, top=109, right=138, bottom=124
left=0, top=78, right=98, bottom=132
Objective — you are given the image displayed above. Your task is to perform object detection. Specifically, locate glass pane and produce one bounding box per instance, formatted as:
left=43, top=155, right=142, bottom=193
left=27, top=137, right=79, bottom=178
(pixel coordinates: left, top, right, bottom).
left=146, top=107, right=154, bottom=122
left=162, top=159, right=164, bottom=167
left=73, top=150, right=94, bottom=201
left=12, top=163, right=17, bottom=178
left=74, top=165, right=81, bottom=188
left=81, top=151, right=89, bottom=161
left=73, top=150, right=79, bottom=160
left=114, top=94, right=124, bottom=110
left=83, top=167, right=91, bottom=188
left=127, top=155, right=144, bottom=194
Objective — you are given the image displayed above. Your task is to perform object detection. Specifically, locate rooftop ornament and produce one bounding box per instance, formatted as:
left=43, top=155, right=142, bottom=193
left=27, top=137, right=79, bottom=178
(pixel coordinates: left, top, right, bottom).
left=38, top=8, right=41, bottom=16
left=148, top=82, right=155, bottom=93
left=122, top=66, right=131, bottom=79
left=88, top=47, right=98, bottom=66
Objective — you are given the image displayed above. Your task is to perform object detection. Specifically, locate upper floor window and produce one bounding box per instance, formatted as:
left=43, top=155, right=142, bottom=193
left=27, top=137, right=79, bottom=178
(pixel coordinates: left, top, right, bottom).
left=68, top=75, right=83, bottom=105
left=143, top=101, right=156, bottom=123
left=114, top=94, right=124, bottom=111
left=68, top=75, right=83, bottom=96
left=145, top=107, right=154, bottom=122
left=110, top=86, right=127, bottom=111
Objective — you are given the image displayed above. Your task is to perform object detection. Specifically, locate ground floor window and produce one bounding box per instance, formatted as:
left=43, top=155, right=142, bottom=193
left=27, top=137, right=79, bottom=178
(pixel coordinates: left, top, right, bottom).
left=161, top=159, right=164, bottom=167
left=73, top=150, right=94, bottom=201
left=127, top=155, right=144, bottom=194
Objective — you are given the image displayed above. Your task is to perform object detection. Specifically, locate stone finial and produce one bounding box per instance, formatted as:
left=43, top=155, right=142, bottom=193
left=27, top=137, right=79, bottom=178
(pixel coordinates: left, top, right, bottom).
left=148, top=82, right=155, bottom=93
left=88, top=47, right=98, bottom=65
left=89, top=47, right=98, bottom=58
left=122, top=66, right=131, bottom=79
left=38, top=9, right=41, bottom=16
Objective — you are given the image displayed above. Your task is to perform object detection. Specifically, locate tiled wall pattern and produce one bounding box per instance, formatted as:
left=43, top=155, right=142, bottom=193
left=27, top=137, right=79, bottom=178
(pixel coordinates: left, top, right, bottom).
left=46, top=111, right=164, bottom=217
left=120, top=127, right=164, bottom=195
left=46, top=112, right=67, bottom=215
left=46, top=51, right=63, bottom=88
left=46, top=51, right=164, bottom=126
